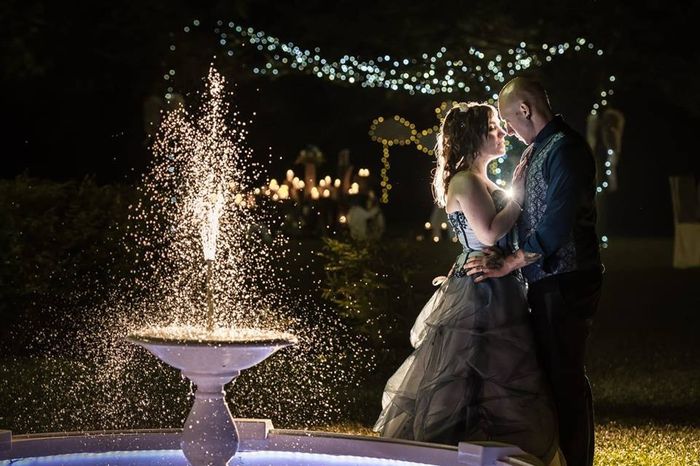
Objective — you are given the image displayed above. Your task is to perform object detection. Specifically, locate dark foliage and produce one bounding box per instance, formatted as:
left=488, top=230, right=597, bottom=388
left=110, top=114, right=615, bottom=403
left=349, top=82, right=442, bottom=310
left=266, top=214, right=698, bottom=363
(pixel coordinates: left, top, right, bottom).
left=0, top=176, right=137, bottom=353
left=318, top=236, right=417, bottom=350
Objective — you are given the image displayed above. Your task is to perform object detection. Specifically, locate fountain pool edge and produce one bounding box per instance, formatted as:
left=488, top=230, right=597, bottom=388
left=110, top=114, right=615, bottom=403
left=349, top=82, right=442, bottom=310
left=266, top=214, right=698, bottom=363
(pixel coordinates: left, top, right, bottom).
left=0, top=419, right=542, bottom=465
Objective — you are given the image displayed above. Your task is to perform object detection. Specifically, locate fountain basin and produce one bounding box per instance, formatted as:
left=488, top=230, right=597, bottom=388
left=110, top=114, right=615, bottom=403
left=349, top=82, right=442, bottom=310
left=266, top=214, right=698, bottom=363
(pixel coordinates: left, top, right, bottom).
left=126, top=327, right=298, bottom=376
left=0, top=420, right=543, bottom=465
left=127, top=328, right=297, bottom=466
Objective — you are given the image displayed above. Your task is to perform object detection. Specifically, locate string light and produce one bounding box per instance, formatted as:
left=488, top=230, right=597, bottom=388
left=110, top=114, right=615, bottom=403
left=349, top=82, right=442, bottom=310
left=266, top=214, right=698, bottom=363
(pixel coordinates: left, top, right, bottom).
left=207, top=22, right=533, bottom=96
left=368, top=112, right=439, bottom=202
left=169, top=21, right=614, bottom=113
left=188, top=21, right=612, bottom=109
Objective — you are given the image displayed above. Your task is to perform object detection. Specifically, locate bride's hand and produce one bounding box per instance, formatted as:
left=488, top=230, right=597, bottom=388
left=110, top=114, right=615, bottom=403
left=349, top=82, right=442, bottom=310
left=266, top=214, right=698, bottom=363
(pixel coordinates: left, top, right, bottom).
left=510, top=167, right=526, bottom=205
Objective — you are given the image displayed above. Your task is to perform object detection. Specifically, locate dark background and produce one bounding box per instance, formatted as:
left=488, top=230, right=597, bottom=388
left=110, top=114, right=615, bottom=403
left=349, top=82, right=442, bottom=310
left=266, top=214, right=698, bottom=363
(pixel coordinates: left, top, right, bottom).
left=2, top=0, right=697, bottom=235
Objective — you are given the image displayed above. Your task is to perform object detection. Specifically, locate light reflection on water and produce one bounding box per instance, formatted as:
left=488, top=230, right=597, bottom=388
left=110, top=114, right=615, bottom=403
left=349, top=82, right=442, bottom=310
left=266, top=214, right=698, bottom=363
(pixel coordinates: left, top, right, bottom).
left=1, top=449, right=434, bottom=466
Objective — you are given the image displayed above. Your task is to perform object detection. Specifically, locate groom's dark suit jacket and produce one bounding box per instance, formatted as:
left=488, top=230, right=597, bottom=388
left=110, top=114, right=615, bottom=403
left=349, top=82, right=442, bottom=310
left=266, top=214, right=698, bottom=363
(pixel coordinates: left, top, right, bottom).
left=517, top=115, right=602, bottom=284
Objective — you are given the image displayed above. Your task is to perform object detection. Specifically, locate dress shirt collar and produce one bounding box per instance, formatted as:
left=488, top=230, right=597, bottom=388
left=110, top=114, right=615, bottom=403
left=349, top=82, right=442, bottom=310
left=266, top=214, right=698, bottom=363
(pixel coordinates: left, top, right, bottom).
left=533, top=114, right=565, bottom=146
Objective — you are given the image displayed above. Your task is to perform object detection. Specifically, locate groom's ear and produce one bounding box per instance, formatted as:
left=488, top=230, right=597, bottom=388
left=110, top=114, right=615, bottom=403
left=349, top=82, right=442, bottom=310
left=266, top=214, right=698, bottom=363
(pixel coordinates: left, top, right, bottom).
left=520, top=102, right=532, bottom=120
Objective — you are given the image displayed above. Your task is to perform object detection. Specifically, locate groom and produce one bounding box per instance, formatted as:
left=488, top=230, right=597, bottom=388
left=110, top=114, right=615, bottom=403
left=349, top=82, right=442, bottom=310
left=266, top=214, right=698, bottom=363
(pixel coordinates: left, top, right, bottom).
left=466, top=77, right=603, bottom=466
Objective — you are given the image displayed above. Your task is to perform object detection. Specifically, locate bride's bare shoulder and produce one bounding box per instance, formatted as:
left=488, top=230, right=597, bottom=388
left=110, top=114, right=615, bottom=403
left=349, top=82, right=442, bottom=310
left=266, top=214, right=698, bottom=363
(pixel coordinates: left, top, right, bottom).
left=448, top=170, right=483, bottom=194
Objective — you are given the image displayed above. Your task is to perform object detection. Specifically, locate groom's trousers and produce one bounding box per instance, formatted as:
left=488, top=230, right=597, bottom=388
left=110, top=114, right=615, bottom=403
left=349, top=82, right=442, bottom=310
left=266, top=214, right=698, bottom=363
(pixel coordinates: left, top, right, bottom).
left=527, top=268, right=603, bottom=466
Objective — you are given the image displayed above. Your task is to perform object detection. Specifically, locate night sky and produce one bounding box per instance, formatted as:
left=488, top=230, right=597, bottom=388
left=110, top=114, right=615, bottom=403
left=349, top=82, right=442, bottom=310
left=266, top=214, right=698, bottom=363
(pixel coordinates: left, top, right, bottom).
left=2, top=0, right=697, bottom=234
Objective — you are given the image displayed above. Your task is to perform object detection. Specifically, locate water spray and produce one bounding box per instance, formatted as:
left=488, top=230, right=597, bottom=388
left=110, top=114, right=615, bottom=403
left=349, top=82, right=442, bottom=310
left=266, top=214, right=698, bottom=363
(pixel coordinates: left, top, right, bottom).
left=205, top=258, right=215, bottom=332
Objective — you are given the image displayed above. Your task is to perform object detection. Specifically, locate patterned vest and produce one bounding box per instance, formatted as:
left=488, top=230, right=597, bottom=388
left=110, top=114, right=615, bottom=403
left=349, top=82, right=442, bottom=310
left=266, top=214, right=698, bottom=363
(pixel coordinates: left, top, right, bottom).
left=518, top=132, right=579, bottom=283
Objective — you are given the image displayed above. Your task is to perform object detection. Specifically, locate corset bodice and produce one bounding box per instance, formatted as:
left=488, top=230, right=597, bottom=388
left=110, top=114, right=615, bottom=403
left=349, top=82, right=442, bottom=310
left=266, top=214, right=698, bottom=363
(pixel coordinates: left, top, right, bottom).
left=446, top=189, right=512, bottom=277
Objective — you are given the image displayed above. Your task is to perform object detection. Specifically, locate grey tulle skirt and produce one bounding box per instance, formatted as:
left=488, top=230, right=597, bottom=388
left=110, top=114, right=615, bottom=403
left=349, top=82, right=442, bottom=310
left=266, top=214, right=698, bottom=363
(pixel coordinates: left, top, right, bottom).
left=374, top=272, right=559, bottom=463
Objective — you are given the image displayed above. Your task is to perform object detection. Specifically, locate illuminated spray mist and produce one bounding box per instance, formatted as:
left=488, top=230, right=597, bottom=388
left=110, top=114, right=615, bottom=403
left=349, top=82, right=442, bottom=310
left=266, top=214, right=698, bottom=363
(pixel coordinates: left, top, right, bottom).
left=124, top=65, right=372, bottom=425
left=5, top=67, right=372, bottom=433
left=126, top=66, right=308, bottom=341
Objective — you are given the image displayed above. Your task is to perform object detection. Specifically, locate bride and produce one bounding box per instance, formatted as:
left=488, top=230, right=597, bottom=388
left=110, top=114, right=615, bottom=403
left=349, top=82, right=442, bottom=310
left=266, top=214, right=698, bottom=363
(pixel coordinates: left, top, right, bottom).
left=374, top=102, right=563, bottom=466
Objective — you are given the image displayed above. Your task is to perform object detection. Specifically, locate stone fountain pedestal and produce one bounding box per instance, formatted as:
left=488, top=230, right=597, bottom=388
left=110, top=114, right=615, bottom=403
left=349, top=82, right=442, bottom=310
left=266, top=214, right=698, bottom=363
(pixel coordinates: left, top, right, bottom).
left=128, top=329, right=296, bottom=466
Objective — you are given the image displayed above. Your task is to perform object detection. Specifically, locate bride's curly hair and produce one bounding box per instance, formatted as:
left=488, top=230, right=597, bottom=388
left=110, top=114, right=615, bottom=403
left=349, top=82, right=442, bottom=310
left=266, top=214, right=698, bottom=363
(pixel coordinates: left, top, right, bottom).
left=432, top=102, right=496, bottom=207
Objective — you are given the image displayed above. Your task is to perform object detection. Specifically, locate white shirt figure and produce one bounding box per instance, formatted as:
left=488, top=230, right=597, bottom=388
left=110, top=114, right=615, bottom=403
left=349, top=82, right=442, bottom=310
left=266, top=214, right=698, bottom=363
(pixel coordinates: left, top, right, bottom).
left=347, top=203, right=384, bottom=241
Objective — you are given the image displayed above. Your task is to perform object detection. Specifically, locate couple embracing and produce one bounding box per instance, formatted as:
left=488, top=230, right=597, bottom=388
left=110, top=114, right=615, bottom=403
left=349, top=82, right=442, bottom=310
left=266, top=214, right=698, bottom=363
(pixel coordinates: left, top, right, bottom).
left=374, top=77, right=603, bottom=466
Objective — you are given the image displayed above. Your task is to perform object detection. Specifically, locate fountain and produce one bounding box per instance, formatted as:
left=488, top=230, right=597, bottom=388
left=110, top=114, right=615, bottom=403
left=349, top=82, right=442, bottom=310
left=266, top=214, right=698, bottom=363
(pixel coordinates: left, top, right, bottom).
left=127, top=328, right=296, bottom=466
left=124, top=67, right=299, bottom=465
left=0, top=67, right=542, bottom=466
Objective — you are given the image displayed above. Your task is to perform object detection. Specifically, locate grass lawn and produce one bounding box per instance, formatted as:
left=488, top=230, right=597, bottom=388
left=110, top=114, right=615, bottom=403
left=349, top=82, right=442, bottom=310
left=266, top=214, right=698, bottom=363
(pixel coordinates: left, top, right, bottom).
left=319, top=422, right=700, bottom=466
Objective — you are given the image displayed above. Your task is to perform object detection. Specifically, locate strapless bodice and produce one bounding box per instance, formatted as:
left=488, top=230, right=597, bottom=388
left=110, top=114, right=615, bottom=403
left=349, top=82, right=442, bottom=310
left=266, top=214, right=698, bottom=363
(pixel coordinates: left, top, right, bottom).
left=446, top=189, right=512, bottom=277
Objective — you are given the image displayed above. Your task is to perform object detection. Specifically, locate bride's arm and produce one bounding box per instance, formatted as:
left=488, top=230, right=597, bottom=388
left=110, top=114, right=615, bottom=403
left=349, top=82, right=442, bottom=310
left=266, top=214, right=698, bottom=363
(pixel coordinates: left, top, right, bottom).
left=449, top=171, right=522, bottom=246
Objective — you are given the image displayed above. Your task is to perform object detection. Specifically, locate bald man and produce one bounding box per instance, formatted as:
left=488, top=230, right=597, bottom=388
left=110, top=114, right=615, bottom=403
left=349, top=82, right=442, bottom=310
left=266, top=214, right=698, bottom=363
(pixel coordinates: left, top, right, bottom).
left=466, top=77, right=603, bottom=466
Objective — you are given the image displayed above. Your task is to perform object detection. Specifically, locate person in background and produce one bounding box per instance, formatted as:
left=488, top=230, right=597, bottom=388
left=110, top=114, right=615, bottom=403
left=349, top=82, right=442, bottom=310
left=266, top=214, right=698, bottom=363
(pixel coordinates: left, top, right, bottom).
left=347, top=190, right=384, bottom=241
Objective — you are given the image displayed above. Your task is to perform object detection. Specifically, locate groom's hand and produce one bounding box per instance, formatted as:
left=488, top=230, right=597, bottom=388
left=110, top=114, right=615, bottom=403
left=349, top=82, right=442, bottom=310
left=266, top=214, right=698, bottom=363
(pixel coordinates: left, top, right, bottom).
left=464, top=247, right=508, bottom=283
left=512, top=159, right=528, bottom=186
left=510, top=163, right=526, bottom=205
left=466, top=248, right=542, bottom=283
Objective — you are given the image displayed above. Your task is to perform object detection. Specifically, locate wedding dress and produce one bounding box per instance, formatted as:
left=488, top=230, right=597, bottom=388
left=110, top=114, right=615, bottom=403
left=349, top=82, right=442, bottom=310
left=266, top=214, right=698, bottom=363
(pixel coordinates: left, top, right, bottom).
left=374, top=190, right=561, bottom=465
